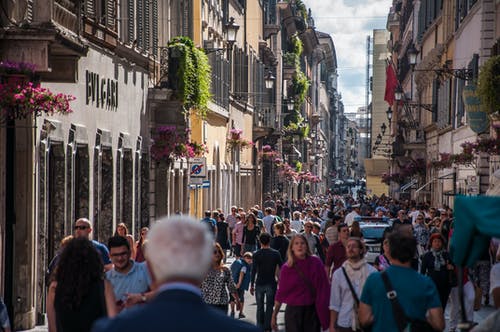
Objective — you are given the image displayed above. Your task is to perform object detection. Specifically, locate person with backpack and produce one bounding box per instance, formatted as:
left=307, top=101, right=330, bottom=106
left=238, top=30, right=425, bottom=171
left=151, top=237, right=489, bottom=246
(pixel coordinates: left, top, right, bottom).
left=201, top=210, right=217, bottom=237
left=230, top=252, right=253, bottom=318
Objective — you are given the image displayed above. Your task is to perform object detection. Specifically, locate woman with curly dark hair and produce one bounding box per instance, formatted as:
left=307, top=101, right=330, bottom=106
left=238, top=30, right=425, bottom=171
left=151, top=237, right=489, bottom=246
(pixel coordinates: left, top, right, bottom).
left=47, top=238, right=116, bottom=332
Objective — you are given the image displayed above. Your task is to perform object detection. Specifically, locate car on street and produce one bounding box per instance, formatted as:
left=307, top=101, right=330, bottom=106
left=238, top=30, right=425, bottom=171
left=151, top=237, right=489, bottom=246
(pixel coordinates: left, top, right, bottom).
left=359, top=221, right=391, bottom=264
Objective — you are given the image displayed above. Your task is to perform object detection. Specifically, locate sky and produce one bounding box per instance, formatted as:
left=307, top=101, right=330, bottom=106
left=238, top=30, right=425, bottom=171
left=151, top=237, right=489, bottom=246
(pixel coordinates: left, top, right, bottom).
left=302, top=0, right=393, bottom=114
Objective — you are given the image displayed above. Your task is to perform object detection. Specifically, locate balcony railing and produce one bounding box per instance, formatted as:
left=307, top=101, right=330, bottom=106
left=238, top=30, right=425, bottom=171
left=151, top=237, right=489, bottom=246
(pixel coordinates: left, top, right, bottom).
left=254, top=108, right=276, bottom=129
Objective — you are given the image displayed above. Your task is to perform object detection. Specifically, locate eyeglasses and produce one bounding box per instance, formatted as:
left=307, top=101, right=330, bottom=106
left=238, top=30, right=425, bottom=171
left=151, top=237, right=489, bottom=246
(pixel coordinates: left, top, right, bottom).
left=74, top=225, right=89, bottom=230
left=110, top=251, right=129, bottom=257
left=305, top=226, right=312, bottom=229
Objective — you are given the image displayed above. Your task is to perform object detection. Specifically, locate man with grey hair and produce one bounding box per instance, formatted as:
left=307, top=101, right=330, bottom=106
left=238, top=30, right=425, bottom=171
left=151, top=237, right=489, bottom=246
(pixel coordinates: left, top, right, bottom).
left=92, top=215, right=260, bottom=332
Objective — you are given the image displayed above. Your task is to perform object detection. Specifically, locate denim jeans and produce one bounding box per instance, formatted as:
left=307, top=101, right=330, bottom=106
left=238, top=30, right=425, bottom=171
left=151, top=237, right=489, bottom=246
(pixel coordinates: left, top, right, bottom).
left=255, top=284, right=276, bottom=330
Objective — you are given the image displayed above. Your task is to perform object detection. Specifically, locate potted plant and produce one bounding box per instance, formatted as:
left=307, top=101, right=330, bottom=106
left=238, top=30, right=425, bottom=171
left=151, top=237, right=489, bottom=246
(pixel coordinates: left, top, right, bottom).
left=477, top=55, right=500, bottom=117
left=0, top=61, right=75, bottom=123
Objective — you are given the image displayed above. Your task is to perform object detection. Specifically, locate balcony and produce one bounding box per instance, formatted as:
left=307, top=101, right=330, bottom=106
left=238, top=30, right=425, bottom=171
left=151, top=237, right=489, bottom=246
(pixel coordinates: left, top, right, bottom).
left=253, top=108, right=278, bottom=141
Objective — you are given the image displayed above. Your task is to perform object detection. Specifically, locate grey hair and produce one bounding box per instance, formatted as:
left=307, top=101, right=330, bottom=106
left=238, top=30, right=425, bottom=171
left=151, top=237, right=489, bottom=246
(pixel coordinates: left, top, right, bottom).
left=145, top=215, right=214, bottom=284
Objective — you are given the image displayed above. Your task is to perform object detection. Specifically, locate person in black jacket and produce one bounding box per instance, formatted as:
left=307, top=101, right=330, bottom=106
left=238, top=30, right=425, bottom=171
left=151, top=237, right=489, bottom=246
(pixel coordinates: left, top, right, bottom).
left=421, top=233, right=455, bottom=310
left=270, top=222, right=289, bottom=262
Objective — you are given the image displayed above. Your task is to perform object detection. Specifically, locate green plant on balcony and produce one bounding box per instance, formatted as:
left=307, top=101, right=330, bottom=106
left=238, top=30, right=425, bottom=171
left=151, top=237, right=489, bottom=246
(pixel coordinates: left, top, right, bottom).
left=167, top=36, right=211, bottom=118
left=283, top=52, right=297, bottom=67
left=291, top=69, right=310, bottom=111
left=477, top=55, right=500, bottom=115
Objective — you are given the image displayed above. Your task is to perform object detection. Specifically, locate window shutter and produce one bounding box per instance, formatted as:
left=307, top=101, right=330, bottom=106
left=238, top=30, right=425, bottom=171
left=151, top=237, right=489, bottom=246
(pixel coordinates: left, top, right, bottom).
left=106, top=0, right=116, bottom=31
left=127, top=0, right=135, bottom=43
left=136, top=0, right=144, bottom=49
left=144, top=0, right=150, bottom=51
left=86, top=0, right=96, bottom=17
left=152, top=0, right=158, bottom=57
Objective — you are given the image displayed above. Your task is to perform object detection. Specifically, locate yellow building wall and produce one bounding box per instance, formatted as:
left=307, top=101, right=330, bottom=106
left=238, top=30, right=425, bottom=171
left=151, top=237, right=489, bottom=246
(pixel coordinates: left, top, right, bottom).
left=245, top=1, right=264, bottom=51
left=366, top=175, right=389, bottom=197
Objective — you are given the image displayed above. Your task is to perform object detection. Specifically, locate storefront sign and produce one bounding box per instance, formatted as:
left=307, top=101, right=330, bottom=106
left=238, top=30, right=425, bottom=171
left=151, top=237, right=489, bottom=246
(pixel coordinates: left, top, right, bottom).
left=463, top=84, right=489, bottom=134
left=85, top=70, right=118, bottom=110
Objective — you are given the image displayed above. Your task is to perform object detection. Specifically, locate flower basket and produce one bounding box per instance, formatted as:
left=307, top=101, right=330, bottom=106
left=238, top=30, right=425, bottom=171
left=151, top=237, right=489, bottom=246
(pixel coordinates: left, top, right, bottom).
left=0, top=61, right=75, bottom=122
left=227, top=128, right=253, bottom=151
left=151, top=126, right=207, bottom=163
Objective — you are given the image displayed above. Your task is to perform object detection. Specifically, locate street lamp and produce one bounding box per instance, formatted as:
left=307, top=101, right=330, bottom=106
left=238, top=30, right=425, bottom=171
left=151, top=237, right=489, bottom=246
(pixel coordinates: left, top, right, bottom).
left=381, top=122, right=387, bottom=135
left=225, top=17, right=240, bottom=50
left=386, top=107, right=393, bottom=122
left=407, top=44, right=418, bottom=67
left=287, top=99, right=294, bottom=111
left=265, top=70, right=275, bottom=89
left=394, top=86, right=404, bottom=102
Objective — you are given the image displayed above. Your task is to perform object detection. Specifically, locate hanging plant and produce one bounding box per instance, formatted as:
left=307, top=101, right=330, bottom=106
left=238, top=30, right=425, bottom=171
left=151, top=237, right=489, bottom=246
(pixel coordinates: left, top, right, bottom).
left=151, top=126, right=207, bottom=163
left=0, top=61, right=75, bottom=122
left=226, top=128, right=254, bottom=151
left=167, top=36, right=212, bottom=118
left=477, top=55, right=500, bottom=115
left=259, top=145, right=279, bottom=161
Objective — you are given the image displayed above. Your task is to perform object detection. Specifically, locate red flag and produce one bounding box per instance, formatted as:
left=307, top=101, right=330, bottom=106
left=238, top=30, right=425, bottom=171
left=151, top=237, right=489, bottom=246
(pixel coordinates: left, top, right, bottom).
left=384, top=62, right=398, bottom=106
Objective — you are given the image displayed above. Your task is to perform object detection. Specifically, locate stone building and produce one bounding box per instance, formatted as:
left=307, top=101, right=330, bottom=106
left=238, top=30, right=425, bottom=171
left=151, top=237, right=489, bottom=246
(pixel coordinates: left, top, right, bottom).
left=0, top=0, right=156, bottom=328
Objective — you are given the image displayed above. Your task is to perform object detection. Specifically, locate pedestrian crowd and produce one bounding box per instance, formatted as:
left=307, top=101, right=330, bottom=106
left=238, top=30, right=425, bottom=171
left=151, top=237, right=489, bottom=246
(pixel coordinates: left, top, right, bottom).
left=2, top=192, right=497, bottom=332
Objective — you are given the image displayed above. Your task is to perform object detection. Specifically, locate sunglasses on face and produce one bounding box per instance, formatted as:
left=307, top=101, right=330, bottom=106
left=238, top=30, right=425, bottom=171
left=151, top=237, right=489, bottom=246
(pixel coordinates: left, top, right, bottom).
left=74, top=225, right=89, bottom=230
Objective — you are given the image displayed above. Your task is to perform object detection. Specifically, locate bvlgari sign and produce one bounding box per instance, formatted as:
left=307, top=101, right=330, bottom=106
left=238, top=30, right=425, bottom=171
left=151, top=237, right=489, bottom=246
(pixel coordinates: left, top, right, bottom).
left=462, top=84, right=489, bottom=134
left=85, top=70, right=118, bottom=110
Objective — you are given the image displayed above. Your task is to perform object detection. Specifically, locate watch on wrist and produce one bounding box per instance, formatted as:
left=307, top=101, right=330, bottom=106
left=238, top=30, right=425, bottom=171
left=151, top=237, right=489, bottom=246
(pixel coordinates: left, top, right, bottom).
left=141, top=293, right=147, bottom=303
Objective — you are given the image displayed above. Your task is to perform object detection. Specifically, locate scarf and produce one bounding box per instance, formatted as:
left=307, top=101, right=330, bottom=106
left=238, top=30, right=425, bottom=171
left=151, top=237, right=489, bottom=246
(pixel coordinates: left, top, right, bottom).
left=342, top=259, right=370, bottom=330
left=431, top=248, right=446, bottom=271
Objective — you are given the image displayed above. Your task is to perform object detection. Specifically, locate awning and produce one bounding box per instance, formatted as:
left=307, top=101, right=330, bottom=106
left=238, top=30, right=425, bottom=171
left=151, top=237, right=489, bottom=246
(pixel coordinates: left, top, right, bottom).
left=400, top=178, right=418, bottom=192
left=415, top=172, right=455, bottom=194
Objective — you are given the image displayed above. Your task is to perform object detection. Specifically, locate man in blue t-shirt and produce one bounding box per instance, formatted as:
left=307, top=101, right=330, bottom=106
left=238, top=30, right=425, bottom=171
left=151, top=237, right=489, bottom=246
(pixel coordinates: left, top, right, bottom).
left=359, top=232, right=444, bottom=332
left=74, top=218, right=112, bottom=270
left=106, top=236, right=152, bottom=312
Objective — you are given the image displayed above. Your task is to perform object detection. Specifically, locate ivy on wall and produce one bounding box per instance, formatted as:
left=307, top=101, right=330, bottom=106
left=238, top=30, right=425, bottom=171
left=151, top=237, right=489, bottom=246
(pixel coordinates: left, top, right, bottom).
left=168, top=36, right=212, bottom=118
left=477, top=55, right=500, bottom=115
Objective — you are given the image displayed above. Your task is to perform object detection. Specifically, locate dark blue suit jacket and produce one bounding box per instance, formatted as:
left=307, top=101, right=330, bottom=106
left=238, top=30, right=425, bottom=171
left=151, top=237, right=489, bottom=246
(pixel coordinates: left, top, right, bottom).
left=91, top=288, right=262, bottom=332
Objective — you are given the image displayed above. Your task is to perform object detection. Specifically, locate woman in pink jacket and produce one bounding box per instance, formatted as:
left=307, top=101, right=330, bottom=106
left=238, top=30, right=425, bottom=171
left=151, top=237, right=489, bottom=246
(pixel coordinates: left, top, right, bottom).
left=271, top=234, right=330, bottom=332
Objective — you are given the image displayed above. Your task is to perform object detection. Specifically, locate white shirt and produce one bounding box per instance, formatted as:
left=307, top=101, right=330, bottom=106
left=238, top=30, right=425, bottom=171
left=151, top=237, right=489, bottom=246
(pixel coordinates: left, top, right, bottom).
left=344, top=211, right=359, bottom=227
left=262, top=215, right=275, bottom=233
left=290, top=219, right=304, bottom=233
left=329, top=263, right=377, bottom=328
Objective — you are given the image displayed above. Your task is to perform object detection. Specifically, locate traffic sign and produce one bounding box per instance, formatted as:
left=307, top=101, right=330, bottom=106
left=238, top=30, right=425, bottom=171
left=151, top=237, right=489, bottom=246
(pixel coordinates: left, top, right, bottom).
left=189, top=157, right=207, bottom=178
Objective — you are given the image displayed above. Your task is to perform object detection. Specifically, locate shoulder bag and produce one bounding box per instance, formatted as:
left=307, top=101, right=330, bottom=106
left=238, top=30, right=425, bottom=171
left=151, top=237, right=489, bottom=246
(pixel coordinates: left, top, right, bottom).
left=292, top=264, right=316, bottom=298
left=341, top=267, right=370, bottom=332
left=380, top=272, right=436, bottom=332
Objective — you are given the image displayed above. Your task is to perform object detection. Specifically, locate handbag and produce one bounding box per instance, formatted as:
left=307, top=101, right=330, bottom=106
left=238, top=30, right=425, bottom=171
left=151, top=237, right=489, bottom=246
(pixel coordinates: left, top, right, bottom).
left=380, top=272, right=436, bottom=332
left=341, top=267, right=371, bottom=332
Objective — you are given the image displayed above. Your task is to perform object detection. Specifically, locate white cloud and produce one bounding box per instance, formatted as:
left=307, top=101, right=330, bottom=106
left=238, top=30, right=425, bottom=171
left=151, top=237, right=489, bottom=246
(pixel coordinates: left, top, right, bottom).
left=302, top=0, right=392, bottom=113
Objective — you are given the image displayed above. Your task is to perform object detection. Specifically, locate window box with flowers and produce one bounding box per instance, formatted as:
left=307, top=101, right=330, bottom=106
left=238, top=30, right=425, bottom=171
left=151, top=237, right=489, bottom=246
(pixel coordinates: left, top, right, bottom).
left=0, top=61, right=75, bottom=123
left=227, top=128, right=254, bottom=151
left=151, top=126, right=207, bottom=164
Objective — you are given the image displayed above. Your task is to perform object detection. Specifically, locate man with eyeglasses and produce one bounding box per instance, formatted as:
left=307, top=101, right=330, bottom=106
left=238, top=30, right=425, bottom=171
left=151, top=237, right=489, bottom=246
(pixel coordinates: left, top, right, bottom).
left=74, top=218, right=112, bottom=271
left=106, top=236, right=152, bottom=312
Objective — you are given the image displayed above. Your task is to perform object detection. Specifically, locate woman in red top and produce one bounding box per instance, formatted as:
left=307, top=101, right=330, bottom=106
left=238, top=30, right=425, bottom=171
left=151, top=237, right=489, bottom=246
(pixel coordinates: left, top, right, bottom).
left=271, top=234, right=330, bottom=332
